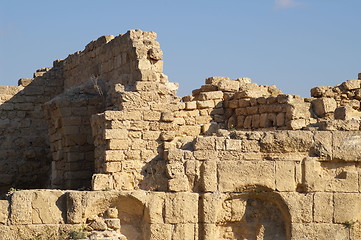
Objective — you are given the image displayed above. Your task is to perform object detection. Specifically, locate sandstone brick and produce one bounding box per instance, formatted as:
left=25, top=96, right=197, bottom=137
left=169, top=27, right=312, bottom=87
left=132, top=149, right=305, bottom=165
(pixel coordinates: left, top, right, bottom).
left=292, top=223, right=349, bottom=240
left=197, top=100, right=215, bottom=109
left=218, top=161, right=275, bottom=191
left=185, top=101, right=197, bottom=110
left=92, top=174, right=114, bottom=190
left=201, top=160, right=217, bottom=192
left=205, top=76, right=229, bottom=85
left=0, top=200, right=9, bottom=224
left=164, top=193, right=198, bottom=224
left=104, top=129, right=128, bottom=139
left=168, top=176, right=190, bottom=192
left=166, top=148, right=184, bottom=162
left=107, top=139, right=130, bottom=150
left=143, top=111, right=161, bottom=121
left=10, top=191, right=32, bottom=224
left=31, top=190, right=66, bottom=224
left=177, top=125, right=201, bottom=136
left=334, top=193, right=361, bottom=223
left=280, top=192, right=313, bottom=223
left=104, top=150, right=125, bottom=161
left=104, top=162, right=122, bottom=173
left=172, top=224, right=196, bottom=240
left=113, top=172, right=137, bottom=190
left=275, top=161, right=296, bottom=191
left=194, top=137, right=216, bottom=150
left=225, top=139, right=242, bottom=151
left=314, top=192, right=333, bottom=223
left=312, top=98, right=337, bottom=117
left=144, top=192, right=165, bottom=224
left=341, top=79, right=361, bottom=90
left=146, top=223, right=172, bottom=240
left=199, top=91, right=223, bottom=100
left=333, top=131, right=361, bottom=161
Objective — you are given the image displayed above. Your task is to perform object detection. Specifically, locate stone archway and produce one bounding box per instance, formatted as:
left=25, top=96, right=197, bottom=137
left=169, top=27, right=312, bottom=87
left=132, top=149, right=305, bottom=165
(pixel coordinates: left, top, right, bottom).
left=216, top=186, right=291, bottom=240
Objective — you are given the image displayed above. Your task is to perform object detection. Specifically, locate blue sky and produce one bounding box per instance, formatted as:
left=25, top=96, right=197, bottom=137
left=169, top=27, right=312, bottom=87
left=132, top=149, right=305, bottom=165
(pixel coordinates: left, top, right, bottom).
left=0, top=0, right=360, bottom=97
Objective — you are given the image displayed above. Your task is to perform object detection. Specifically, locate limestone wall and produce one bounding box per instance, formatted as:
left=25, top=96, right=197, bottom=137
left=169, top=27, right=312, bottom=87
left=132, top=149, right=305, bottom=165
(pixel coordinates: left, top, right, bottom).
left=1, top=29, right=361, bottom=239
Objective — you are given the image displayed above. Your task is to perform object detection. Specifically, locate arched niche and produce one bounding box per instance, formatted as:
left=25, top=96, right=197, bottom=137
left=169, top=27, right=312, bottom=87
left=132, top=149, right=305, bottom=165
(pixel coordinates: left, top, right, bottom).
left=216, top=185, right=291, bottom=240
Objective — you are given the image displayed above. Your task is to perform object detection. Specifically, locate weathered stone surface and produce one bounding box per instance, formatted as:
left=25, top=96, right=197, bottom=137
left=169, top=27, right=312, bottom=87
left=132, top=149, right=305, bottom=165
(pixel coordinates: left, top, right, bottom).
left=10, top=191, right=32, bottom=225
left=32, top=190, right=66, bottom=224
left=164, top=193, right=198, bottom=224
left=218, top=161, right=275, bottom=191
left=334, top=193, right=361, bottom=223
left=333, top=131, right=361, bottom=161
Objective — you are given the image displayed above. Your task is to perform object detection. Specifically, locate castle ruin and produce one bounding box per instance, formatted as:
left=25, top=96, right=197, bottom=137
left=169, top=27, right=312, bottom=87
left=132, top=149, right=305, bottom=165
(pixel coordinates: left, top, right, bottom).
left=0, top=29, right=361, bottom=239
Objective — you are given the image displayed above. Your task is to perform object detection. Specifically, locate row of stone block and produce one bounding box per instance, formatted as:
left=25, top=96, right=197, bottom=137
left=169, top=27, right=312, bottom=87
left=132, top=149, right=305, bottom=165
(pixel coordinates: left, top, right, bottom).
left=4, top=190, right=361, bottom=239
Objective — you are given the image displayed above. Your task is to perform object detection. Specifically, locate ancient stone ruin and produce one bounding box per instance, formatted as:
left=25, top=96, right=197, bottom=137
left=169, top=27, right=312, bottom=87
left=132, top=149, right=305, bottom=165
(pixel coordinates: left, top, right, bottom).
left=0, top=29, right=361, bottom=239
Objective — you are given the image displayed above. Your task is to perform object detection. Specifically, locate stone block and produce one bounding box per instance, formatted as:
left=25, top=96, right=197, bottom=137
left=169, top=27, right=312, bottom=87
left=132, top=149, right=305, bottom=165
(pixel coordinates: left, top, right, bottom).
left=334, top=106, right=361, bottom=120
left=287, top=119, right=306, bottom=130
left=280, top=192, right=313, bottom=223
left=203, top=224, right=219, bottom=240
left=275, top=161, right=296, bottom=191
left=260, top=131, right=313, bottom=153
left=0, top=200, right=9, bottom=224
left=342, top=79, right=361, bottom=90
left=218, top=161, right=275, bottom=192
left=201, top=160, right=217, bottom=192
left=164, top=192, right=198, bottom=224
left=31, top=190, right=66, bottom=224
left=334, top=193, right=361, bottom=223
left=205, top=76, right=230, bottom=85
left=166, top=163, right=185, bottom=178
left=146, top=223, right=172, bottom=240
left=168, top=176, right=190, bottom=192
left=10, top=191, right=32, bottom=224
left=185, top=101, right=197, bottom=110
left=144, top=192, right=165, bottom=224
left=200, top=84, right=219, bottom=92
left=197, top=100, right=215, bottom=109
left=314, top=192, right=333, bottom=223
left=310, top=86, right=330, bottom=97
left=172, top=224, right=196, bottom=240
left=161, top=112, right=174, bottom=122
left=18, top=78, right=33, bottom=87
left=311, top=131, right=332, bottom=159
left=178, top=125, right=201, bottom=136
left=218, top=80, right=240, bottom=92
left=104, top=129, right=128, bottom=139
left=225, top=139, right=242, bottom=151
left=104, top=150, right=125, bottom=161
left=113, top=172, right=138, bottom=190
left=107, top=139, right=130, bottom=150
left=276, top=112, right=285, bottom=126
left=166, top=148, right=184, bottom=162
left=201, top=193, right=224, bottom=223
left=333, top=131, right=361, bottom=161
left=227, top=99, right=239, bottom=108
left=143, top=111, right=161, bottom=121
left=104, top=162, right=122, bottom=173
left=199, top=91, right=223, bottom=100
left=194, top=137, right=216, bottom=150
left=312, top=98, right=337, bottom=117
left=292, top=223, right=348, bottom=240
left=92, top=174, right=113, bottom=191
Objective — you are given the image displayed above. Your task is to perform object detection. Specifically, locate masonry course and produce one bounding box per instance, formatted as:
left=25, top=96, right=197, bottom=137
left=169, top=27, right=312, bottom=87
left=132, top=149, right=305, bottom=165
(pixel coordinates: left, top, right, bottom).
left=0, top=29, right=361, bottom=239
